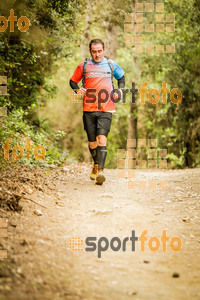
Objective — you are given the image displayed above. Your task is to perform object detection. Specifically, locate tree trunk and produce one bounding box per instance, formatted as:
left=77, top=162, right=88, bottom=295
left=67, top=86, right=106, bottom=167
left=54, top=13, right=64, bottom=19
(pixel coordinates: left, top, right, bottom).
left=128, top=0, right=138, bottom=143
left=129, top=103, right=138, bottom=140
left=105, top=23, right=118, bottom=59
left=81, top=0, right=91, bottom=59
left=128, top=58, right=139, bottom=142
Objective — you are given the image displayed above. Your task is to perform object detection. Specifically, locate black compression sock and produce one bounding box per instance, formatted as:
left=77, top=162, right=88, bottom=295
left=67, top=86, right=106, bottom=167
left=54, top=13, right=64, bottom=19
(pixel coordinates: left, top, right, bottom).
left=97, top=146, right=107, bottom=170
left=89, top=147, right=98, bottom=164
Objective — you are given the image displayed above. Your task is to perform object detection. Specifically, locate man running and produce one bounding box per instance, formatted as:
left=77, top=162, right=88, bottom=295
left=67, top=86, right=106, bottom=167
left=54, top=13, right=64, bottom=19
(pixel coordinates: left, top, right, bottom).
left=70, top=39, right=125, bottom=185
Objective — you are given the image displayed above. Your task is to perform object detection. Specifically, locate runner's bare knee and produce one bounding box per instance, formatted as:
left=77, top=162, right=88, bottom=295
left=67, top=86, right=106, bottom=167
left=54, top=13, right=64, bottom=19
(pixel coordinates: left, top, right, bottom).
left=89, top=141, right=97, bottom=149
left=97, top=135, right=107, bottom=146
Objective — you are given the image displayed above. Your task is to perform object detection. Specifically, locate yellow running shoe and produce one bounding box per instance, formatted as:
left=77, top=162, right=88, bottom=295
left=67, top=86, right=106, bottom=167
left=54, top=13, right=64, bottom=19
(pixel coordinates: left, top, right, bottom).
left=95, top=169, right=106, bottom=185
left=90, top=164, right=98, bottom=180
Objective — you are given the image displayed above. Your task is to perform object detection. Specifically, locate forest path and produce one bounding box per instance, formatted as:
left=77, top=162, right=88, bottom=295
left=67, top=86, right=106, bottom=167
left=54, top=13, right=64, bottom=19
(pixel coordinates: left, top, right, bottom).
left=0, top=165, right=200, bottom=300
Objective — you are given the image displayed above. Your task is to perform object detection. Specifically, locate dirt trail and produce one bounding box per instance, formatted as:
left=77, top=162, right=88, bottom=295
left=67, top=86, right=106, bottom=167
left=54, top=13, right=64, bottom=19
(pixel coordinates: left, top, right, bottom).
left=0, top=165, right=200, bottom=300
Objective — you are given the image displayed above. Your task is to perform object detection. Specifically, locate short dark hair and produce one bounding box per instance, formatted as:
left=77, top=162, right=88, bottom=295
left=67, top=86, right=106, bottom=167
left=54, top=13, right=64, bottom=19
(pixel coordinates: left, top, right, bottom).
left=89, top=39, right=105, bottom=51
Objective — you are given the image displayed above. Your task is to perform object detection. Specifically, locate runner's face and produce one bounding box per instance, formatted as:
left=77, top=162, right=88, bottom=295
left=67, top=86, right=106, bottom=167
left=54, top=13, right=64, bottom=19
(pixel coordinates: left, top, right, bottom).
left=90, top=44, right=104, bottom=63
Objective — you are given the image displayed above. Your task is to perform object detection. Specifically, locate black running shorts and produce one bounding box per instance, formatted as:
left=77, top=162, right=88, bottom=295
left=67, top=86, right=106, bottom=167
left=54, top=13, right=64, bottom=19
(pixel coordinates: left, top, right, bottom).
left=83, top=111, right=113, bottom=142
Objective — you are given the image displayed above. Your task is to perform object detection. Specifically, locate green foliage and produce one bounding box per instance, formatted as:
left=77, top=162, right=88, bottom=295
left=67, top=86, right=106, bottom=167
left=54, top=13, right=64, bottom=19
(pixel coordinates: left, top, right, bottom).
left=167, top=149, right=186, bottom=169
left=0, top=108, right=68, bottom=167
left=132, top=0, right=200, bottom=168
left=0, top=0, right=83, bottom=168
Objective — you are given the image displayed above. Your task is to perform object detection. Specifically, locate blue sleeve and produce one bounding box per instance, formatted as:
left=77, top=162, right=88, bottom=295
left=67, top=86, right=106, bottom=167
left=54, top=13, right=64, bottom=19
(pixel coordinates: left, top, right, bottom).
left=110, top=60, right=125, bottom=80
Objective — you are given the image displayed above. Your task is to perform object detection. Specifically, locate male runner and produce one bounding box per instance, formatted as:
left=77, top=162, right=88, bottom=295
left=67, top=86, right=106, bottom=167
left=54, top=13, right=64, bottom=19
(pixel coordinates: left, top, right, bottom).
left=70, top=39, right=125, bottom=185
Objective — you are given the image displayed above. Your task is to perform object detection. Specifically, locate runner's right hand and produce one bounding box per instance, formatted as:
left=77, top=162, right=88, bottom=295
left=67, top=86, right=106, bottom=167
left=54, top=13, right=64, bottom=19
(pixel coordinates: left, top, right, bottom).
left=78, top=87, right=87, bottom=96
